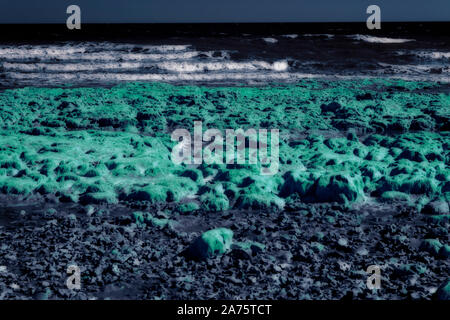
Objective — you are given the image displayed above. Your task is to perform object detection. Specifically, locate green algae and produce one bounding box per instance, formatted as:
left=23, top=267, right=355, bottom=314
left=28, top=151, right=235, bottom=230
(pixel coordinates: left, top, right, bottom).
left=188, top=228, right=233, bottom=260
left=233, top=240, right=265, bottom=252
left=436, top=281, right=450, bottom=300
left=133, top=211, right=170, bottom=228
left=420, top=239, right=444, bottom=257
left=0, top=79, right=448, bottom=211
left=380, top=191, right=412, bottom=203
left=199, top=183, right=230, bottom=212
left=427, top=215, right=450, bottom=225
left=440, top=245, right=450, bottom=259
left=422, top=199, right=449, bottom=215
left=309, top=172, right=365, bottom=205
left=311, top=242, right=326, bottom=252
left=177, top=202, right=200, bottom=213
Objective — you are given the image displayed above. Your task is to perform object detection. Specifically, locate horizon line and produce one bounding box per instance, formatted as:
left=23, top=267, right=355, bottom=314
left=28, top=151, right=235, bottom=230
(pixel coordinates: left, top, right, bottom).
left=1, top=21, right=450, bottom=25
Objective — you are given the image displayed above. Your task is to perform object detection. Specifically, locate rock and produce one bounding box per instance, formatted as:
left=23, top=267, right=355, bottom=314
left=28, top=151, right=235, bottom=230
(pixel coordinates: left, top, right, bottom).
left=309, top=173, right=364, bottom=204
left=277, top=250, right=293, bottom=264
left=234, top=192, right=285, bottom=211
left=397, top=150, right=427, bottom=162
left=200, top=187, right=230, bottom=212
left=231, top=240, right=265, bottom=259
left=228, top=274, right=243, bottom=284
left=380, top=191, right=411, bottom=203
left=84, top=205, right=95, bottom=216
left=439, top=245, right=450, bottom=259
left=280, top=169, right=315, bottom=197
left=338, top=238, right=348, bottom=247
left=356, top=93, right=374, bottom=101
left=33, top=288, right=52, bottom=300
left=230, top=246, right=252, bottom=260
left=132, top=211, right=170, bottom=229
left=392, top=264, right=415, bottom=280
left=356, top=247, right=368, bottom=256
left=379, top=175, right=440, bottom=196
left=311, top=242, right=325, bottom=253
left=187, top=228, right=233, bottom=260
left=177, top=202, right=199, bottom=213
left=250, top=242, right=265, bottom=255
left=435, top=281, right=450, bottom=300
left=411, top=117, right=435, bottom=131
left=111, top=264, right=120, bottom=276
left=347, top=131, right=358, bottom=141
left=420, top=239, right=443, bottom=257
left=44, top=208, right=57, bottom=219
left=321, top=102, right=342, bottom=113
left=79, top=192, right=118, bottom=205
left=425, top=214, right=450, bottom=226
left=422, top=200, right=449, bottom=215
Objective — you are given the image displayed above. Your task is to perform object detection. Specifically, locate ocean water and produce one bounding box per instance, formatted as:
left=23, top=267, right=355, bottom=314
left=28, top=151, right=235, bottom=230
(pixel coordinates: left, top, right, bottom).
left=0, top=25, right=449, bottom=88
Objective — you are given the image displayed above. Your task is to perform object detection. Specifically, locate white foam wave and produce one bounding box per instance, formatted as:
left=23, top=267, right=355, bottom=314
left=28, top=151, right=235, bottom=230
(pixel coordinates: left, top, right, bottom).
left=2, top=60, right=288, bottom=73
left=414, top=51, right=450, bottom=60
left=157, top=60, right=288, bottom=73
left=282, top=34, right=298, bottom=39
left=2, top=62, right=144, bottom=72
left=377, top=62, right=449, bottom=75
left=262, top=38, right=278, bottom=44
left=0, top=44, right=190, bottom=55
left=0, top=47, right=86, bottom=56
left=303, top=34, right=334, bottom=39
left=0, top=51, right=201, bottom=62
left=349, top=35, right=415, bottom=44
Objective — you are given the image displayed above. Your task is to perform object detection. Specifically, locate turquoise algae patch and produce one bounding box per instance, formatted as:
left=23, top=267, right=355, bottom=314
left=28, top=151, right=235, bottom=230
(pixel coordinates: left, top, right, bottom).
left=187, top=228, right=234, bottom=260
left=0, top=79, right=448, bottom=211
left=132, top=211, right=171, bottom=228
left=436, top=281, right=450, bottom=300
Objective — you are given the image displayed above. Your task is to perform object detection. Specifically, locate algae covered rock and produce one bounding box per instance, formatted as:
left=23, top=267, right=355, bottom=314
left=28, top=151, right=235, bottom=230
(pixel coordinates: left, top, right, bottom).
left=0, top=80, right=448, bottom=212
left=79, top=191, right=118, bottom=205
left=422, top=200, right=449, bottom=215
left=396, top=149, right=427, bottom=163
left=187, top=228, right=233, bottom=260
left=420, top=239, right=443, bottom=257
left=177, top=202, right=200, bottom=213
left=435, top=281, right=450, bottom=300
left=234, top=192, right=285, bottom=210
left=378, top=174, right=440, bottom=196
left=231, top=240, right=265, bottom=259
left=380, top=191, right=411, bottom=203
left=199, top=183, right=230, bottom=212
left=132, top=211, right=170, bottom=229
left=280, top=168, right=316, bottom=197
left=320, top=101, right=343, bottom=114
left=234, top=174, right=285, bottom=210
left=309, top=173, right=365, bottom=204
left=439, top=245, right=450, bottom=259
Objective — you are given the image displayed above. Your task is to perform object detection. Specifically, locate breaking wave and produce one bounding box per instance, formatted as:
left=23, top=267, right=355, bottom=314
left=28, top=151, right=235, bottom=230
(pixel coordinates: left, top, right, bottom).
left=0, top=38, right=448, bottom=88
left=348, top=35, right=415, bottom=44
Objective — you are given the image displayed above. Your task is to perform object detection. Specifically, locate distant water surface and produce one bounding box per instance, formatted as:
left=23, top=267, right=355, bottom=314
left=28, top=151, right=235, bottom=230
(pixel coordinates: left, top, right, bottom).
left=0, top=24, right=449, bottom=88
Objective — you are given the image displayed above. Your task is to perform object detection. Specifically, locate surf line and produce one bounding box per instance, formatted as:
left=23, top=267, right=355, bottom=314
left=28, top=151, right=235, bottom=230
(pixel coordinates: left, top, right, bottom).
left=171, top=121, right=279, bottom=175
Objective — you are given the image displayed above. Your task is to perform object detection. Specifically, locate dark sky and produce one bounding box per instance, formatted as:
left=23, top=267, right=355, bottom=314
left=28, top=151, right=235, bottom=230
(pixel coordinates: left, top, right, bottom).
left=0, top=0, right=449, bottom=23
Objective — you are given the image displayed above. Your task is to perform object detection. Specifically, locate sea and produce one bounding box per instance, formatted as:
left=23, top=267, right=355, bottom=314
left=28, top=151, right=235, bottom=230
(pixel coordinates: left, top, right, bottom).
left=0, top=22, right=449, bottom=89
